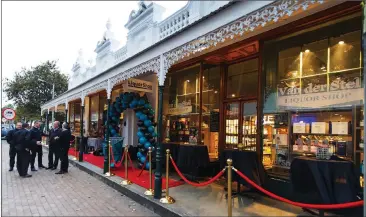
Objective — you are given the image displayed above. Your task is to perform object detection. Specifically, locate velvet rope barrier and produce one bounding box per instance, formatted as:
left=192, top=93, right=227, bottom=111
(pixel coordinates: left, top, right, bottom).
left=110, top=146, right=125, bottom=168
left=127, top=151, right=136, bottom=173
left=137, top=153, right=148, bottom=177
left=170, top=156, right=226, bottom=187
left=233, top=167, right=363, bottom=210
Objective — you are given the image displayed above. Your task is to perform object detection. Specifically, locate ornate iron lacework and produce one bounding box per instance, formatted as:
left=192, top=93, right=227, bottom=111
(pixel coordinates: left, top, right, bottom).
left=164, top=0, right=323, bottom=71
left=110, top=57, right=160, bottom=88
left=84, top=80, right=108, bottom=96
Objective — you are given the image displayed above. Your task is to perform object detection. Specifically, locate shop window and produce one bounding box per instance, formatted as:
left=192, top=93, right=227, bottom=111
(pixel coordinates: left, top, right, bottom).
left=262, top=25, right=362, bottom=176
left=163, top=64, right=200, bottom=144
left=202, top=65, right=220, bottom=158
left=227, top=59, right=258, bottom=98
left=89, top=95, right=99, bottom=137
left=69, top=102, right=81, bottom=136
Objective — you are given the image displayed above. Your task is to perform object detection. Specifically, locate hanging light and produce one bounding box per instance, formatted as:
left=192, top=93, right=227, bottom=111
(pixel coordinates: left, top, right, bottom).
left=338, top=41, right=345, bottom=45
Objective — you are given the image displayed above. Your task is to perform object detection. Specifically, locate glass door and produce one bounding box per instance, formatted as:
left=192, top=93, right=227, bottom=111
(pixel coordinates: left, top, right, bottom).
left=225, top=102, right=240, bottom=149
left=242, top=101, right=257, bottom=151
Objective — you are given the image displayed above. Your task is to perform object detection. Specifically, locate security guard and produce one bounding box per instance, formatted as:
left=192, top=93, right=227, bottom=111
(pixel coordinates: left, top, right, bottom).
left=29, top=121, right=46, bottom=170
left=6, top=122, right=22, bottom=171
left=47, top=121, right=62, bottom=170
left=14, top=123, right=32, bottom=178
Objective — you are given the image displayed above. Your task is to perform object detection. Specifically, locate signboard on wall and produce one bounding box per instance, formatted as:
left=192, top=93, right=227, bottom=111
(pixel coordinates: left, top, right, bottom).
left=277, top=76, right=364, bottom=108
left=125, top=78, right=153, bottom=93
left=209, top=111, right=220, bottom=132
left=167, top=100, right=192, bottom=115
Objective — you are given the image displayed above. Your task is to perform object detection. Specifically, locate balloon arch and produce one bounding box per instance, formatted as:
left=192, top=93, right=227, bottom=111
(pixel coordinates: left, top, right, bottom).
left=106, top=92, right=157, bottom=169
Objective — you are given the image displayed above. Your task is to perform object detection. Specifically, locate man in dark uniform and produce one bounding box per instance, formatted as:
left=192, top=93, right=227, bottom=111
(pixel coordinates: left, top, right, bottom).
left=29, top=121, right=46, bottom=170
left=6, top=122, right=22, bottom=171
left=14, top=123, right=32, bottom=178
left=47, top=121, right=62, bottom=170
left=56, top=122, right=72, bottom=174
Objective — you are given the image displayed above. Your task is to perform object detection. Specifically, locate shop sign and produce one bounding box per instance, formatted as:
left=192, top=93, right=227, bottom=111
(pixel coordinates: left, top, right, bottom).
left=277, top=76, right=364, bottom=108
left=126, top=78, right=153, bottom=93
left=167, top=101, right=192, bottom=115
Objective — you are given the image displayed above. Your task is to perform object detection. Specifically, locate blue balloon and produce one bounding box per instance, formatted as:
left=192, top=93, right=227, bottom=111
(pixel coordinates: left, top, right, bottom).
left=144, top=142, right=151, bottom=149
left=140, top=156, right=146, bottom=163
left=140, top=114, right=147, bottom=121
left=138, top=99, right=145, bottom=106
left=148, top=126, right=155, bottom=133
left=146, top=162, right=150, bottom=170
left=137, top=131, right=144, bottom=138
left=129, top=102, right=136, bottom=108
left=144, top=120, right=152, bottom=127
left=113, top=133, right=119, bottom=137
left=111, top=129, right=116, bottom=135
left=144, top=104, right=151, bottom=109
left=152, top=132, right=157, bottom=137
left=139, top=137, right=147, bottom=145
left=137, top=152, right=143, bottom=158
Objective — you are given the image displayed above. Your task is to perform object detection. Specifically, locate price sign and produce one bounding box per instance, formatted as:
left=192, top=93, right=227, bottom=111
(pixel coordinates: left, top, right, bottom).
left=2, top=108, right=16, bottom=120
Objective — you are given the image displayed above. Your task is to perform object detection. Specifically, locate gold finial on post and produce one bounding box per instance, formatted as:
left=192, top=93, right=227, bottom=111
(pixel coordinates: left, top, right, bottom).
left=160, top=149, right=175, bottom=204
left=121, top=145, right=132, bottom=185
left=227, top=159, right=233, bottom=217
left=144, top=147, right=154, bottom=196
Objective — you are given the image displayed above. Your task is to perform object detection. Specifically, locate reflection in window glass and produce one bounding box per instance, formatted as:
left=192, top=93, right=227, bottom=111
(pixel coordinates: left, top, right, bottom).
left=302, top=39, right=328, bottom=76
left=278, top=47, right=301, bottom=80
left=202, top=65, right=220, bottom=158
left=227, top=59, right=258, bottom=98
left=90, top=95, right=99, bottom=137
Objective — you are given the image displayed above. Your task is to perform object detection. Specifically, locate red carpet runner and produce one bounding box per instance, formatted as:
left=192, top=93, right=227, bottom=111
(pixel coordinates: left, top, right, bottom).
left=68, top=149, right=184, bottom=189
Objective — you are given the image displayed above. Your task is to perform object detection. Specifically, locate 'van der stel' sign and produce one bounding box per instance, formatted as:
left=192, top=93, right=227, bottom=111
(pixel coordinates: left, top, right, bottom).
left=126, top=78, right=153, bottom=93
left=277, top=76, right=364, bottom=108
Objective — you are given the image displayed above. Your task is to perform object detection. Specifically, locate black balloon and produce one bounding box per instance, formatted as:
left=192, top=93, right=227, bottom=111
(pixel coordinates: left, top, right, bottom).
left=142, top=109, right=149, bottom=114
left=148, top=114, right=154, bottom=120
left=139, top=126, right=147, bottom=131
left=149, top=138, right=156, bottom=144
left=137, top=120, right=144, bottom=127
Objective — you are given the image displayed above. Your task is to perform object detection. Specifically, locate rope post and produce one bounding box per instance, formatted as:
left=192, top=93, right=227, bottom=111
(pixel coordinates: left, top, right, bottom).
left=160, top=149, right=175, bottom=204
left=144, top=147, right=154, bottom=196
left=104, top=140, right=115, bottom=177
left=227, top=159, right=233, bottom=217
left=121, top=145, right=132, bottom=185
left=72, top=137, right=78, bottom=161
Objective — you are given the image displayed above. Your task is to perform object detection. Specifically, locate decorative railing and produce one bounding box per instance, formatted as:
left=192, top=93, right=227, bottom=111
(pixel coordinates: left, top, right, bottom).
left=114, top=46, right=127, bottom=64
left=159, top=7, right=190, bottom=40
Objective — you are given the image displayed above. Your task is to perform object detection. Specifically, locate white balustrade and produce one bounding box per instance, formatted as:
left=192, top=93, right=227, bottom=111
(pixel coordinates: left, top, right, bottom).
left=159, top=8, right=190, bottom=40
left=114, top=46, right=127, bottom=64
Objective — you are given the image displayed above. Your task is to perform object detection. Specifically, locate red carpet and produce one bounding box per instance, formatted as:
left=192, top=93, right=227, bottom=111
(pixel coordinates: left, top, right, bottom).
left=68, top=149, right=184, bottom=190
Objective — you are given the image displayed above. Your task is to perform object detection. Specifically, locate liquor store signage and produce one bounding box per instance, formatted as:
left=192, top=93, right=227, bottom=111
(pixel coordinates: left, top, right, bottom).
left=167, top=101, right=192, bottom=115
left=277, top=76, right=364, bottom=108
left=126, top=78, right=153, bottom=93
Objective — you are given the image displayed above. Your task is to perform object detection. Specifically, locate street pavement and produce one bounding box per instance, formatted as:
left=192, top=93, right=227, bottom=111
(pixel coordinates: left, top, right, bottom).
left=1, top=140, right=159, bottom=216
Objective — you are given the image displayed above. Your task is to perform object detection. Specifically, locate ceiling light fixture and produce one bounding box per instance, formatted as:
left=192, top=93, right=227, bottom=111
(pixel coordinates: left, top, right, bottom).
left=338, top=41, right=345, bottom=45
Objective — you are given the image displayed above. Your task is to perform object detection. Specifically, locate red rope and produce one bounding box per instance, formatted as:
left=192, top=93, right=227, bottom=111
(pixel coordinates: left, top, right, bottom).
left=127, top=151, right=136, bottom=173
left=137, top=153, right=148, bottom=177
left=234, top=168, right=363, bottom=210
left=110, top=146, right=124, bottom=168
left=170, top=156, right=226, bottom=187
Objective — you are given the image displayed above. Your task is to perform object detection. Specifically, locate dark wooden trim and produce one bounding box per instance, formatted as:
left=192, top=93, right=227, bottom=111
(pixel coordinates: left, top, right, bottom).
left=257, top=41, right=264, bottom=161
left=198, top=62, right=204, bottom=144
left=219, top=63, right=226, bottom=153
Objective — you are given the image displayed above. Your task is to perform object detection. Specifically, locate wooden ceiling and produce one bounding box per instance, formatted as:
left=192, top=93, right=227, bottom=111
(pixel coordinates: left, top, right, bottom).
left=204, top=41, right=259, bottom=64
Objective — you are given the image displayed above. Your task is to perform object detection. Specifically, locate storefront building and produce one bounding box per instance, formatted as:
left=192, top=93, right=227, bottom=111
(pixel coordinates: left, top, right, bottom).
left=41, top=0, right=364, bottom=200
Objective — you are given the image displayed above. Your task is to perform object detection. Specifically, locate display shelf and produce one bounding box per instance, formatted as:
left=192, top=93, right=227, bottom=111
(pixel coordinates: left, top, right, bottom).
left=293, top=133, right=352, bottom=137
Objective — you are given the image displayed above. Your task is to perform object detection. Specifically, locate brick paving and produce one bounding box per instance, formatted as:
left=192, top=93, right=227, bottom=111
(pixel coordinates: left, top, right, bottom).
left=1, top=141, right=159, bottom=216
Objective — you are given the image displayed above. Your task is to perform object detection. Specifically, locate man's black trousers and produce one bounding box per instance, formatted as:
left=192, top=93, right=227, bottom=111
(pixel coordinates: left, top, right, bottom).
left=48, top=145, right=59, bottom=168
left=60, top=147, right=70, bottom=172
left=9, top=145, right=16, bottom=168
left=16, top=150, right=30, bottom=176
left=30, top=145, right=43, bottom=168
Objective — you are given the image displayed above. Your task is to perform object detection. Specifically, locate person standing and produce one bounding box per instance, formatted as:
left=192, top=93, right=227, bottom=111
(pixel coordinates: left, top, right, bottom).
left=47, top=121, right=62, bottom=170
left=56, top=122, right=72, bottom=174
left=14, top=123, right=32, bottom=178
left=29, top=121, right=46, bottom=170
left=6, top=122, right=22, bottom=171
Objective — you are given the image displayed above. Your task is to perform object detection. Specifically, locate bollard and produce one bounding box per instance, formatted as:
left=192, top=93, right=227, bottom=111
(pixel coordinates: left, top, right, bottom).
left=144, top=147, right=154, bottom=196
left=72, top=137, right=78, bottom=161
left=160, top=149, right=175, bottom=204
left=227, top=159, right=233, bottom=217
left=121, top=145, right=132, bottom=185
left=104, top=140, right=115, bottom=177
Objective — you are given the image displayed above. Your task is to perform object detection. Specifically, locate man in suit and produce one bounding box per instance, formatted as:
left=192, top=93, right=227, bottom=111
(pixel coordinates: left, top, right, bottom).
left=29, top=121, right=47, bottom=170
left=6, top=122, right=22, bottom=171
left=47, top=121, right=62, bottom=170
left=14, top=123, right=32, bottom=178
left=56, top=122, right=72, bottom=174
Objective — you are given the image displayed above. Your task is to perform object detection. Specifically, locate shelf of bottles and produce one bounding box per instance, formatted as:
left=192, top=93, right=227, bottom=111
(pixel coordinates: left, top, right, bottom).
left=167, top=116, right=199, bottom=144
left=242, top=115, right=257, bottom=151
left=225, top=103, right=239, bottom=148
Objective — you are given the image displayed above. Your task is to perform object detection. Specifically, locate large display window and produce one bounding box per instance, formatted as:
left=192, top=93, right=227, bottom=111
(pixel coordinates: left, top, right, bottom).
left=262, top=17, right=362, bottom=176
left=69, top=101, right=81, bottom=136
left=88, top=92, right=107, bottom=137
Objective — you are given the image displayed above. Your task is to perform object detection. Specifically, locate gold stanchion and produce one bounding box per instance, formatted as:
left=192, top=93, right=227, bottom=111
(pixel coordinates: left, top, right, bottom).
left=227, top=159, right=233, bottom=217
left=72, top=137, right=78, bottom=160
left=105, top=140, right=115, bottom=177
left=144, top=147, right=154, bottom=196
left=160, top=149, right=175, bottom=204
left=121, top=145, right=132, bottom=185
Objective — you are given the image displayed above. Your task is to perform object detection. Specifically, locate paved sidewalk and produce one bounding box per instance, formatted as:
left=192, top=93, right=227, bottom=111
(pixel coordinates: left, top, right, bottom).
left=1, top=141, right=159, bottom=216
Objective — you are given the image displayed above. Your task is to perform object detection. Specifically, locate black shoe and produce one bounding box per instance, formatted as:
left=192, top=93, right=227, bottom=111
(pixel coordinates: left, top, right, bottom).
left=21, top=174, right=32, bottom=178
left=9, top=168, right=13, bottom=172
left=51, top=167, right=57, bottom=170
left=55, top=171, right=65, bottom=175
left=45, top=166, right=52, bottom=170
left=39, top=165, right=46, bottom=169
left=31, top=168, right=37, bottom=172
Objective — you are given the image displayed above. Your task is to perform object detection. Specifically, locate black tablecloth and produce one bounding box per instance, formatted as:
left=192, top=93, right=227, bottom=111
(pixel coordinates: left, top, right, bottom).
left=220, top=149, right=266, bottom=187
left=177, top=145, right=209, bottom=169
left=290, top=157, right=361, bottom=204
left=162, top=143, right=180, bottom=163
